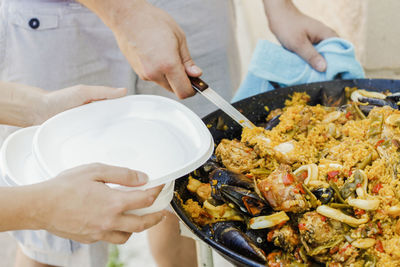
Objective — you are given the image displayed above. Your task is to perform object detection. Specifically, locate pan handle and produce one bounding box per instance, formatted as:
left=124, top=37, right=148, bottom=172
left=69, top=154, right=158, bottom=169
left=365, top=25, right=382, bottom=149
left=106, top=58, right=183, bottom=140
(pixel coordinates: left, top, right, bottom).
left=190, top=77, right=209, bottom=92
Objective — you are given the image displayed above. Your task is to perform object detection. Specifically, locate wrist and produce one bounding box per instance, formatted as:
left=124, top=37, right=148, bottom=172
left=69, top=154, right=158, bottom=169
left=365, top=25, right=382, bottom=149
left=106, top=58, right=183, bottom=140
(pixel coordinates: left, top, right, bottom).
left=0, top=186, right=44, bottom=231
left=24, top=183, right=52, bottom=231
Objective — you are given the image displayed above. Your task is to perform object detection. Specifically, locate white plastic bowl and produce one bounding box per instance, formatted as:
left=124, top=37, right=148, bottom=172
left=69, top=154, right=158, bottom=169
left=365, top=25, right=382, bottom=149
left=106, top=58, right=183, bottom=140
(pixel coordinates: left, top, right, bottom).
left=0, top=126, right=47, bottom=186
left=34, top=95, right=214, bottom=189
left=0, top=127, right=180, bottom=215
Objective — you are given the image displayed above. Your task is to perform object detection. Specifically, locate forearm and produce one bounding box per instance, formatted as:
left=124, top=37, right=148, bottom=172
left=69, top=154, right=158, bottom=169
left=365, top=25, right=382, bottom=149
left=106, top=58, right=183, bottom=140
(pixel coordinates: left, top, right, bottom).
left=0, top=82, right=45, bottom=127
left=263, top=0, right=295, bottom=20
left=76, top=0, right=145, bottom=29
left=0, top=186, right=42, bottom=231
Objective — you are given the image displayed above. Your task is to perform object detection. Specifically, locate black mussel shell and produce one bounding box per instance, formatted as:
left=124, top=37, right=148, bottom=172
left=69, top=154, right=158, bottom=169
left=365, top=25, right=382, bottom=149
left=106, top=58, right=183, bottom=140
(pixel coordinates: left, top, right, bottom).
left=210, top=168, right=254, bottom=202
left=220, top=185, right=269, bottom=216
left=194, top=155, right=221, bottom=182
left=212, top=222, right=267, bottom=263
left=265, top=115, right=281, bottom=130
left=312, top=187, right=334, bottom=204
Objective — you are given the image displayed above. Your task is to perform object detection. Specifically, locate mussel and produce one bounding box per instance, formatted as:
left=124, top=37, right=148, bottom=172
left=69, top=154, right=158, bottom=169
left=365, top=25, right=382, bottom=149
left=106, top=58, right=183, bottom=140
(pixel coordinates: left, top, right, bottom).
left=193, top=155, right=221, bottom=182
left=219, top=185, right=270, bottom=216
left=351, top=89, right=398, bottom=109
left=209, top=168, right=254, bottom=202
left=212, top=222, right=267, bottom=263
left=244, top=228, right=271, bottom=252
left=265, top=115, right=281, bottom=130
left=321, top=87, right=347, bottom=107
left=311, top=187, right=334, bottom=204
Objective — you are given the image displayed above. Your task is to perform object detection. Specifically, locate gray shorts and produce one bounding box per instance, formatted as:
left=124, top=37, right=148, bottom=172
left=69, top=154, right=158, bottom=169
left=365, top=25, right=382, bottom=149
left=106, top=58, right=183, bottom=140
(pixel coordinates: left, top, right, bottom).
left=0, top=0, right=239, bottom=265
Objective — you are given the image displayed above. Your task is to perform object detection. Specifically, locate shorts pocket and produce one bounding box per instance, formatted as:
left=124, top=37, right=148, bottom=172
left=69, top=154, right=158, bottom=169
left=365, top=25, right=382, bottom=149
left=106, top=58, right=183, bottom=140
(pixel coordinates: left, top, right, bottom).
left=1, top=1, right=113, bottom=90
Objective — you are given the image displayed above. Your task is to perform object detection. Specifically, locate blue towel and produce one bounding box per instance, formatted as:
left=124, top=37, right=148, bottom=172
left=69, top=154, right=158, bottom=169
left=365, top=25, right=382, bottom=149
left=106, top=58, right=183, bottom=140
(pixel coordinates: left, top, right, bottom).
left=232, top=37, right=365, bottom=102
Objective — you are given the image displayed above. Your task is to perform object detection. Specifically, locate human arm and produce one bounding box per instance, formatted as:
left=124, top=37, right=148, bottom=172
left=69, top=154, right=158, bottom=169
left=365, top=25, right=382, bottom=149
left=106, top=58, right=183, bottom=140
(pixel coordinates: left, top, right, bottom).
left=0, top=82, right=127, bottom=127
left=76, top=0, right=201, bottom=99
left=263, top=0, right=337, bottom=72
left=0, top=164, right=164, bottom=244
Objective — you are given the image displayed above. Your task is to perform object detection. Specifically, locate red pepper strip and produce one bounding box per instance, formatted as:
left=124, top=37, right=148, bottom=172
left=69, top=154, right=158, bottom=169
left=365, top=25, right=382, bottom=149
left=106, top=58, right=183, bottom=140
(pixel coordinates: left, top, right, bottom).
left=245, top=173, right=254, bottom=179
left=277, top=221, right=287, bottom=228
left=298, top=223, right=306, bottom=231
left=267, top=231, right=275, bottom=242
left=354, top=209, right=366, bottom=216
left=296, top=183, right=305, bottom=194
left=375, top=139, right=385, bottom=149
left=339, top=244, right=352, bottom=254
left=283, top=173, right=295, bottom=185
left=327, top=170, right=340, bottom=181
left=372, top=183, right=383, bottom=194
left=321, top=216, right=327, bottom=222
left=375, top=240, right=384, bottom=253
left=329, top=246, right=339, bottom=255
left=346, top=111, right=352, bottom=119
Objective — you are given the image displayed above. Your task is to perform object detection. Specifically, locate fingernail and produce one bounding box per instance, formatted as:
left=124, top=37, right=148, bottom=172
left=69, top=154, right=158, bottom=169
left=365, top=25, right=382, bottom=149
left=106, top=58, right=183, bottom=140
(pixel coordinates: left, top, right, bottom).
left=137, top=171, right=148, bottom=184
left=190, top=65, right=202, bottom=75
left=314, top=58, right=327, bottom=72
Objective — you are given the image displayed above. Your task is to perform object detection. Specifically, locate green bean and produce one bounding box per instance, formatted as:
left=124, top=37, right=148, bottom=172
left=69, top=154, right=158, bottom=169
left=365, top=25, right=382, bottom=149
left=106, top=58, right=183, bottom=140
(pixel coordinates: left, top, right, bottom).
left=368, top=113, right=383, bottom=137
left=329, top=181, right=346, bottom=203
left=328, top=203, right=351, bottom=209
left=357, top=154, right=372, bottom=170
left=353, top=102, right=367, bottom=120
left=363, top=254, right=377, bottom=267
left=302, top=184, right=320, bottom=208
left=308, top=237, right=344, bottom=256
left=250, top=168, right=271, bottom=176
left=289, top=263, right=307, bottom=267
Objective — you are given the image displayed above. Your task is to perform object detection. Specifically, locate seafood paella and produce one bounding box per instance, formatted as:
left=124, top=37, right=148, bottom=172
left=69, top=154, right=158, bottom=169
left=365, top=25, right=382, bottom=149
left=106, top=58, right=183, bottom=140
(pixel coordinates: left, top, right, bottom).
left=179, top=88, right=400, bottom=266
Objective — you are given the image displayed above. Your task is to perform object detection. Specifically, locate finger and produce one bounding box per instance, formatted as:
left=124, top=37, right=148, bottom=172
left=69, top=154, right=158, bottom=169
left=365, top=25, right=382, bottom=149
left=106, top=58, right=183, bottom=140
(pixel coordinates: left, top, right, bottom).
left=293, top=38, right=327, bottom=72
left=165, top=64, right=195, bottom=99
left=78, top=85, right=128, bottom=102
left=179, top=38, right=202, bottom=78
left=152, top=74, right=174, bottom=93
left=77, top=163, right=149, bottom=187
left=115, top=211, right=165, bottom=233
left=162, top=39, right=196, bottom=99
left=102, top=231, right=132, bottom=244
left=310, top=21, right=338, bottom=41
left=58, top=85, right=127, bottom=104
left=117, top=184, right=164, bottom=211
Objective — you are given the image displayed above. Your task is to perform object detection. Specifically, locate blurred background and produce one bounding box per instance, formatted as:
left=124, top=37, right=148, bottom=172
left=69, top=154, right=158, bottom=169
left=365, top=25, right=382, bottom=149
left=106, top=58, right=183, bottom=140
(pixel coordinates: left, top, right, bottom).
left=1, top=0, right=400, bottom=266
left=236, top=0, right=400, bottom=80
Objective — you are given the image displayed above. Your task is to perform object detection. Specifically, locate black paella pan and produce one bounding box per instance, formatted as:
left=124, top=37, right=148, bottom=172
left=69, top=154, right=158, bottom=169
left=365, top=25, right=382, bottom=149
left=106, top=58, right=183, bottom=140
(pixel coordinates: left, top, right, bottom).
left=171, top=79, right=400, bottom=267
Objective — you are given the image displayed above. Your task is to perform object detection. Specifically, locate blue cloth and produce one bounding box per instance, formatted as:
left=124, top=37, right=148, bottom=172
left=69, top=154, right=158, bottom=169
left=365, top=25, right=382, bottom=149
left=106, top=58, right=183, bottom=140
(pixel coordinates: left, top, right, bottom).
left=232, top=37, right=365, bottom=102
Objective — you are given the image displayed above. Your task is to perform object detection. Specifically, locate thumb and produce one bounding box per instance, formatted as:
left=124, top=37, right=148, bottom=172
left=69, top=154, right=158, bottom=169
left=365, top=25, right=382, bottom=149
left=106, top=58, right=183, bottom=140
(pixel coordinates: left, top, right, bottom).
left=293, top=41, right=327, bottom=72
left=81, top=163, right=149, bottom=187
left=179, top=39, right=202, bottom=77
